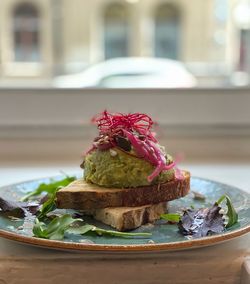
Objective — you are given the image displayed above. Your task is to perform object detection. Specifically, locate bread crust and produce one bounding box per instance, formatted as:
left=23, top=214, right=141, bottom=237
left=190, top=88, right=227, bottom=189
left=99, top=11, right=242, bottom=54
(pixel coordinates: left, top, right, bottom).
left=83, top=202, right=167, bottom=231
left=56, top=171, right=190, bottom=210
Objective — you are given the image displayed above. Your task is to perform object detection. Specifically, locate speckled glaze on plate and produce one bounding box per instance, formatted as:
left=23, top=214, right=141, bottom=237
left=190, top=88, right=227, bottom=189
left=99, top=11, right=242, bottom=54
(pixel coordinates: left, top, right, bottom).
left=0, top=176, right=249, bottom=252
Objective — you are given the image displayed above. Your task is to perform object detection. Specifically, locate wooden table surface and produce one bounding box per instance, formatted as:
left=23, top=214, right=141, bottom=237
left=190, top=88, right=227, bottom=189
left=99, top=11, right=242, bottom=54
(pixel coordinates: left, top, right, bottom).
left=0, top=163, right=249, bottom=284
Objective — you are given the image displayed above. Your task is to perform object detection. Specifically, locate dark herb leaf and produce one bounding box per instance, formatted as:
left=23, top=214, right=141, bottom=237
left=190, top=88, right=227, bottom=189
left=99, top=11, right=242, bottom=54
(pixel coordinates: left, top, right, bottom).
left=178, top=194, right=238, bottom=238
left=160, top=213, right=181, bottom=223
left=0, top=197, right=39, bottom=218
left=192, top=190, right=206, bottom=201
left=21, top=176, right=76, bottom=201
left=115, top=136, right=132, bottom=152
left=178, top=205, right=225, bottom=238
left=68, top=224, right=152, bottom=238
left=33, top=214, right=80, bottom=240
left=0, top=197, right=25, bottom=215
left=216, top=195, right=238, bottom=228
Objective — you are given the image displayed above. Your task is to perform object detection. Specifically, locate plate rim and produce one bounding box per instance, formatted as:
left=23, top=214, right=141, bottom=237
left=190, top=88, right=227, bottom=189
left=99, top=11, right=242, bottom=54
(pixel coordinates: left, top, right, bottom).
left=0, top=223, right=249, bottom=252
left=0, top=176, right=249, bottom=252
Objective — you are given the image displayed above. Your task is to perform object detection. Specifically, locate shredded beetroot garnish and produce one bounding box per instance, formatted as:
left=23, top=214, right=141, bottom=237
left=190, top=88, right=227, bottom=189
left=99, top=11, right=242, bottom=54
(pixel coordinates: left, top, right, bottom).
left=90, top=110, right=176, bottom=182
left=92, top=110, right=157, bottom=142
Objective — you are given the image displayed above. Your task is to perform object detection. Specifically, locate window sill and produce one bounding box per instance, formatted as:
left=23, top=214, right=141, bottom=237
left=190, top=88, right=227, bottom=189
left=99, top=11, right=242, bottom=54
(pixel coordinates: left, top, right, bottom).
left=0, top=87, right=250, bottom=162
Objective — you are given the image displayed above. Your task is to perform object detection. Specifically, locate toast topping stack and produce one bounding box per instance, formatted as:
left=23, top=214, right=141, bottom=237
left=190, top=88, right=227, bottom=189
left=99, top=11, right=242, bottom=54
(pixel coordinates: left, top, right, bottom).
left=56, top=111, right=190, bottom=231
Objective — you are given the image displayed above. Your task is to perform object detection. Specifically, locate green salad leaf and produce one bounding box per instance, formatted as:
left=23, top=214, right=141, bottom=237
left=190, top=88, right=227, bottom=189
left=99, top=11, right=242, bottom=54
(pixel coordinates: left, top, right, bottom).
left=36, top=190, right=58, bottom=220
left=21, top=176, right=76, bottom=201
left=33, top=214, right=152, bottom=240
left=33, top=214, right=80, bottom=240
left=215, top=194, right=238, bottom=228
left=160, top=213, right=181, bottom=223
left=68, top=225, right=152, bottom=238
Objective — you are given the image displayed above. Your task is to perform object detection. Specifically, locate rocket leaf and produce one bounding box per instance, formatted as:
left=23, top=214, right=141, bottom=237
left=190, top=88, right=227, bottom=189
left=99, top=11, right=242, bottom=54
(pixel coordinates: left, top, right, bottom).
left=21, top=175, right=76, bottom=201
left=215, top=195, right=238, bottom=228
left=160, top=213, right=181, bottom=223
left=68, top=225, right=152, bottom=238
left=33, top=214, right=152, bottom=240
left=33, top=214, right=80, bottom=240
left=36, top=190, right=58, bottom=220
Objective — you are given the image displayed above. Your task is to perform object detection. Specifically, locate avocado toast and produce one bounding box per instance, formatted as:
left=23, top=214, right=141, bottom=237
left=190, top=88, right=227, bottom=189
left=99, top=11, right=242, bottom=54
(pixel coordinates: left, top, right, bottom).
left=56, top=111, right=190, bottom=231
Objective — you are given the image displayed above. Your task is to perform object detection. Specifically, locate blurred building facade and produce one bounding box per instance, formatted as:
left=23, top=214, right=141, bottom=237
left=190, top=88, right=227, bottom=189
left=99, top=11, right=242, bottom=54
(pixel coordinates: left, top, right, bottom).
left=0, top=0, right=249, bottom=86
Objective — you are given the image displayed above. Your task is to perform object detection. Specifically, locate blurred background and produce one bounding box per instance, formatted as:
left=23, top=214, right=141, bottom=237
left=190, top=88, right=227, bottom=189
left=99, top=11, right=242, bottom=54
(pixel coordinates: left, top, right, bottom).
left=0, top=0, right=250, bottom=189
left=0, top=0, right=250, bottom=88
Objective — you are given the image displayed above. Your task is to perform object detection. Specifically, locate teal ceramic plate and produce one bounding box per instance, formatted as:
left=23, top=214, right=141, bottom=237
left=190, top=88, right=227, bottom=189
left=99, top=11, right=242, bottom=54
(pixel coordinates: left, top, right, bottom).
left=0, top=176, right=249, bottom=252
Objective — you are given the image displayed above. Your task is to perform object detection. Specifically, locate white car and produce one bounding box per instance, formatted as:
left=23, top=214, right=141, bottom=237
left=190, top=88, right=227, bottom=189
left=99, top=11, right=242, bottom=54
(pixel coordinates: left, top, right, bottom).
left=53, top=57, right=197, bottom=88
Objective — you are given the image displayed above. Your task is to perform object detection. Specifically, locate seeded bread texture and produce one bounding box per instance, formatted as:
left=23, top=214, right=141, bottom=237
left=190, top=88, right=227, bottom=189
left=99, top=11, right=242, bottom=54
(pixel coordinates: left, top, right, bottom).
left=56, top=171, right=190, bottom=210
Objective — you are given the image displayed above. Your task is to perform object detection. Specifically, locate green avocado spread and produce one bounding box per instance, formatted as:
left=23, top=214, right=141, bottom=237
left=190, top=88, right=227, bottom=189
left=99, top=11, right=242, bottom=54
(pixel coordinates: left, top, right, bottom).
left=84, top=148, right=175, bottom=188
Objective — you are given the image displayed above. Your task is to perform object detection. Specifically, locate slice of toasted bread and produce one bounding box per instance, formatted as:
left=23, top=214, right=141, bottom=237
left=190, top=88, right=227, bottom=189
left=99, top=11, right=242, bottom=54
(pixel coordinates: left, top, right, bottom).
left=56, top=170, right=190, bottom=210
left=82, top=202, right=167, bottom=231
